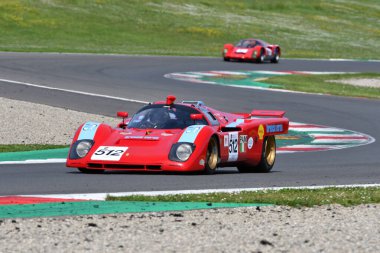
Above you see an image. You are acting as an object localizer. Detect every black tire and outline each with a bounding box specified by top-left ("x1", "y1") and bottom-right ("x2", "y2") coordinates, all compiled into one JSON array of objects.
[
  {"x1": 256, "y1": 48, "x2": 265, "y2": 63},
  {"x1": 237, "y1": 136, "x2": 276, "y2": 173},
  {"x1": 78, "y1": 168, "x2": 105, "y2": 174},
  {"x1": 223, "y1": 57, "x2": 230, "y2": 62},
  {"x1": 271, "y1": 48, "x2": 280, "y2": 63},
  {"x1": 203, "y1": 136, "x2": 219, "y2": 175}
]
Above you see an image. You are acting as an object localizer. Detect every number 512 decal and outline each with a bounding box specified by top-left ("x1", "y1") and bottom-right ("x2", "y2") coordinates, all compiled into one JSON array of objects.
[
  {"x1": 228, "y1": 132, "x2": 238, "y2": 161},
  {"x1": 91, "y1": 146, "x2": 128, "y2": 161}
]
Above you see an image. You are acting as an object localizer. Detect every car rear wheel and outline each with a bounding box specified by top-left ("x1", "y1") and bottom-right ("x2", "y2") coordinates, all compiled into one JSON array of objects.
[
  {"x1": 204, "y1": 136, "x2": 219, "y2": 175},
  {"x1": 237, "y1": 136, "x2": 276, "y2": 173},
  {"x1": 78, "y1": 168, "x2": 105, "y2": 174},
  {"x1": 271, "y1": 48, "x2": 280, "y2": 63}
]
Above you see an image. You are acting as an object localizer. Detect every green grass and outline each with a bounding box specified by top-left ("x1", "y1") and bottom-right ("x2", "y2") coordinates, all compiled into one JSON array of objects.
[
  {"x1": 107, "y1": 187, "x2": 380, "y2": 207},
  {"x1": 0, "y1": 144, "x2": 68, "y2": 153},
  {"x1": 261, "y1": 73, "x2": 380, "y2": 99},
  {"x1": 0, "y1": 0, "x2": 379, "y2": 59}
]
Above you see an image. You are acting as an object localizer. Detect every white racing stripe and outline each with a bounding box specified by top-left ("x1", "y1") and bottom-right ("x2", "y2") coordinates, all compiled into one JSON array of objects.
[
  {"x1": 0, "y1": 78, "x2": 149, "y2": 104},
  {"x1": 18, "y1": 184, "x2": 380, "y2": 201}
]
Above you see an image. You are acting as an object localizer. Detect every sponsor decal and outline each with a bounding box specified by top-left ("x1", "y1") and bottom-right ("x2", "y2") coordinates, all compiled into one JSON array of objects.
[
  {"x1": 199, "y1": 159, "x2": 205, "y2": 166},
  {"x1": 258, "y1": 125, "x2": 265, "y2": 140},
  {"x1": 248, "y1": 137, "x2": 254, "y2": 149},
  {"x1": 266, "y1": 124, "x2": 283, "y2": 133},
  {"x1": 228, "y1": 132, "x2": 238, "y2": 161},
  {"x1": 124, "y1": 136, "x2": 160, "y2": 140},
  {"x1": 161, "y1": 132, "x2": 174, "y2": 136},
  {"x1": 236, "y1": 48, "x2": 248, "y2": 53},
  {"x1": 239, "y1": 135, "x2": 247, "y2": 153},
  {"x1": 119, "y1": 131, "x2": 132, "y2": 135},
  {"x1": 91, "y1": 146, "x2": 128, "y2": 161},
  {"x1": 143, "y1": 136, "x2": 160, "y2": 140},
  {"x1": 224, "y1": 135, "x2": 229, "y2": 147}
]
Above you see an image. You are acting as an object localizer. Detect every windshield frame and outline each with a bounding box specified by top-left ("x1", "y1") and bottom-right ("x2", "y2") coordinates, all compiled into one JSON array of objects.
[{"x1": 127, "y1": 104, "x2": 210, "y2": 130}]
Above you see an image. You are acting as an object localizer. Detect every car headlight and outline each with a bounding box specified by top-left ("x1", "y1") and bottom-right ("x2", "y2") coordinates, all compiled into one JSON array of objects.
[
  {"x1": 169, "y1": 143, "x2": 195, "y2": 162},
  {"x1": 223, "y1": 49, "x2": 228, "y2": 54},
  {"x1": 176, "y1": 144, "x2": 193, "y2": 161},
  {"x1": 76, "y1": 140, "x2": 93, "y2": 158}
]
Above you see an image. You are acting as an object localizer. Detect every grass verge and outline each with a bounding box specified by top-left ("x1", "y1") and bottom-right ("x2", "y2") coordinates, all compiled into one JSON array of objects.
[
  {"x1": 0, "y1": 0, "x2": 379, "y2": 59},
  {"x1": 261, "y1": 73, "x2": 380, "y2": 99},
  {"x1": 107, "y1": 187, "x2": 380, "y2": 207},
  {"x1": 0, "y1": 144, "x2": 68, "y2": 153}
]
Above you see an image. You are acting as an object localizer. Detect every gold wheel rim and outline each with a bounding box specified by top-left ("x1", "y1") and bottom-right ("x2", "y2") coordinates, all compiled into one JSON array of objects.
[
  {"x1": 207, "y1": 138, "x2": 218, "y2": 170},
  {"x1": 265, "y1": 136, "x2": 276, "y2": 166}
]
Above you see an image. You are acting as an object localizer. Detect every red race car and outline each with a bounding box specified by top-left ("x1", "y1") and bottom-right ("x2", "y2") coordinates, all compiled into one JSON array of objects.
[
  {"x1": 67, "y1": 96, "x2": 289, "y2": 174},
  {"x1": 223, "y1": 38, "x2": 281, "y2": 63}
]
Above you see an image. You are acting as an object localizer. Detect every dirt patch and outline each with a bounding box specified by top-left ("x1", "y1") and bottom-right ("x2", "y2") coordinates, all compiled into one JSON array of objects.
[{"x1": 328, "y1": 78, "x2": 380, "y2": 88}]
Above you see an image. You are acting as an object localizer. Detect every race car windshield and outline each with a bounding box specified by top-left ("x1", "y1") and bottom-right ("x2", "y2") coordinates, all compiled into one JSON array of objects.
[
  {"x1": 235, "y1": 40, "x2": 257, "y2": 48},
  {"x1": 127, "y1": 104, "x2": 209, "y2": 129}
]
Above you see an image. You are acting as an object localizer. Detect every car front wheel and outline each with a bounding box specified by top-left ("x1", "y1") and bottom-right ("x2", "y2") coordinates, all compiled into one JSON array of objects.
[
  {"x1": 204, "y1": 136, "x2": 219, "y2": 175},
  {"x1": 256, "y1": 48, "x2": 265, "y2": 63}
]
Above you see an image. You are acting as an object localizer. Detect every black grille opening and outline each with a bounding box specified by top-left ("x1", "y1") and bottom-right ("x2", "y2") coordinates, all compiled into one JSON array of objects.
[
  {"x1": 87, "y1": 163, "x2": 162, "y2": 170},
  {"x1": 88, "y1": 163, "x2": 103, "y2": 168},
  {"x1": 104, "y1": 164, "x2": 145, "y2": 169},
  {"x1": 146, "y1": 165, "x2": 162, "y2": 170}
]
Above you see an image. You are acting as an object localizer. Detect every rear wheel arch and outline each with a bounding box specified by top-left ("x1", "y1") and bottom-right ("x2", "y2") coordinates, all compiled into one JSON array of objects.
[
  {"x1": 271, "y1": 47, "x2": 281, "y2": 63},
  {"x1": 237, "y1": 135, "x2": 276, "y2": 173}
]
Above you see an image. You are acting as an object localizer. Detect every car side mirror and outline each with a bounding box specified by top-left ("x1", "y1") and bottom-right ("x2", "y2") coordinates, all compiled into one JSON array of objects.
[
  {"x1": 117, "y1": 112, "x2": 128, "y2": 118},
  {"x1": 117, "y1": 112, "x2": 129, "y2": 129},
  {"x1": 190, "y1": 114, "x2": 204, "y2": 120}
]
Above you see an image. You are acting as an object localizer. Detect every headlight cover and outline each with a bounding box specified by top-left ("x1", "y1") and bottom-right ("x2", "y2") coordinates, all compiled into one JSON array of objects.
[
  {"x1": 69, "y1": 139, "x2": 94, "y2": 159},
  {"x1": 223, "y1": 49, "x2": 228, "y2": 54},
  {"x1": 169, "y1": 142, "x2": 195, "y2": 162}
]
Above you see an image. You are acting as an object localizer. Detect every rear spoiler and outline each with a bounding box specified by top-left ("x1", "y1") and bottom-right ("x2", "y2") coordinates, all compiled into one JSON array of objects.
[{"x1": 251, "y1": 110, "x2": 286, "y2": 118}]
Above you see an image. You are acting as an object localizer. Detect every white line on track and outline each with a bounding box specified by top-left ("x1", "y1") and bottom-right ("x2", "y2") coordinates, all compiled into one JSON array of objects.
[
  {"x1": 1, "y1": 52, "x2": 380, "y2": 62},
  {"x1": 0, "y1": 78, "x2": 149, "y2": 104},
  {"x1": 18, "y1": 184, "x2": 380, "y2": 201},
  {"x1": 0, "y1": 159, "x2": 66, "y2": 165}
]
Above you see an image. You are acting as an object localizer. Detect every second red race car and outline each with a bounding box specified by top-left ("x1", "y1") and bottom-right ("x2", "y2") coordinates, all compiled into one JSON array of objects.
[
  {"x1": 223, "y1": 38, "x2": 281, "y2": 63},
  {"x1": 67, "y1": 96, "x2": 289, "y2": 174}
]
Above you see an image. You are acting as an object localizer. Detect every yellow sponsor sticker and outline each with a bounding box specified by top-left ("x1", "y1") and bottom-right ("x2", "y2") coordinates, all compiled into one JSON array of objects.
[{"x1": 258, "y1": 124, "x2": 265, "y2": 140}]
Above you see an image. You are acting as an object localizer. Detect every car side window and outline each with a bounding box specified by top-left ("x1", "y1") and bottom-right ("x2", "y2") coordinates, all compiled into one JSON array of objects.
[{"x1": 199, "y1": 108, "x2": 219, "y2": 126}]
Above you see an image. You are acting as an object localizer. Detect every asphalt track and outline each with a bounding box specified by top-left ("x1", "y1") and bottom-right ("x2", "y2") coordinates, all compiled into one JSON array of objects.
[{"x1": 0, "y1": 52, "x2": 380, "y2": 195}]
